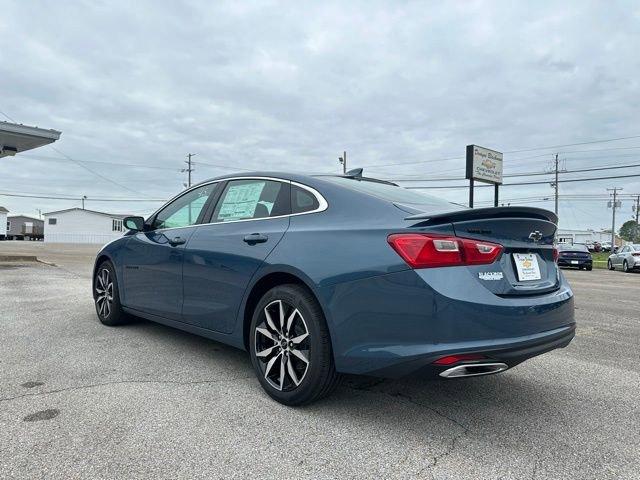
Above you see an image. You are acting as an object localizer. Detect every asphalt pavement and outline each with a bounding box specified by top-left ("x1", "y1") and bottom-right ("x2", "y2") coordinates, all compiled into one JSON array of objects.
[{"x1": 0, "y1": 243, "x2": 638, "y2": 479}]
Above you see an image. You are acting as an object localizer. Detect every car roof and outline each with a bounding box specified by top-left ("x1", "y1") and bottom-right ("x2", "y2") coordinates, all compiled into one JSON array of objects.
[{"x1": 190, "y1": 171, "x2": 395, "y2": 191}]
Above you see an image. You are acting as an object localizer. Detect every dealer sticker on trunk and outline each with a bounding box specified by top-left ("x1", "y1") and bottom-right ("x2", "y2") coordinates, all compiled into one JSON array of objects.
[{"x1": 513, "y1": 253, "x2": 542, "y2": 281}]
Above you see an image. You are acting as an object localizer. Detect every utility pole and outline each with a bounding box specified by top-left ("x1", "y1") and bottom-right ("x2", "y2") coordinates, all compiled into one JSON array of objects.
[
  {"x1": 607, "y1": 187, "x2": 623, "y2": 250},
  {"x1": 185, "y1": 153, "x2": 196, "y2": 188},
  {"x1": 338, "y1": 151, "x2": 347, "y2": 174},
  {"x1": 37, "y1": 208, "x2": 42, "y2": 219},
  {"x1": 554, "y1": 153, "x2": 559, "y2": 217},
  {"x1": 634, "y1": 195, "x2": 640, "y2": 224}
]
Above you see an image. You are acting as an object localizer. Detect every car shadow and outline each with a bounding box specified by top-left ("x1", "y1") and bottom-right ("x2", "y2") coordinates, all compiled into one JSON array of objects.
[{"x1": 117, "y1": 315, "x2": 568, "y2": 438}]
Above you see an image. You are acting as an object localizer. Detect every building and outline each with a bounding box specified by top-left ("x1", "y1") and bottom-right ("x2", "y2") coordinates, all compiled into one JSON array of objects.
[
  {"x1": 556, "y1": 228, "x2": 622, "y2": 246},
  {"x1": 0, "y1": 207, "x2": 8, "y2": 239},
  {"x1": 43, "y1": 208, "x2": 129, "y2": 244},
  {"x1": 0, "y1": 121, "x2": 61, "y2": 158},
  {"x1": 6, "y1": 215, "x2": 44, "y2": 240}
]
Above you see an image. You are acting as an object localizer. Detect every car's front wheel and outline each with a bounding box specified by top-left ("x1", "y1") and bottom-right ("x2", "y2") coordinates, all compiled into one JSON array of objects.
[
  {"x1": 94, "y1": 260, "x2": 129, "y2": 326},
  {"x1": 608, "y1": 260, "x2": 615, "y2": 270},
  {"x1": 249, "y1": 284, "x2": 340, "y2": 406},
  {"x1": 623, "y1": 260, "x2": 630, "y2": 273}
]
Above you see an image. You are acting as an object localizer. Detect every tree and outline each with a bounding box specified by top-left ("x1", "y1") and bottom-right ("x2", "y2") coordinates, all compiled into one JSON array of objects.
[{"x1": 619, "y1": 220, "x2": 640, "y2": 242}]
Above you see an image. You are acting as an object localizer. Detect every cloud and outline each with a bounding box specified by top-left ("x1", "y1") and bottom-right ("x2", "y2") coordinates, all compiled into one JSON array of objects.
[{"x1": 1, "y1": 0, "x2": 639, "y2": 229}]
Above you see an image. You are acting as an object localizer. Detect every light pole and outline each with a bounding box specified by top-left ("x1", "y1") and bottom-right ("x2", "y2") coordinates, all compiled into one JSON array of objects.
[{"x1": 338, "y1": 151, "x2": 347, "y2": 174}]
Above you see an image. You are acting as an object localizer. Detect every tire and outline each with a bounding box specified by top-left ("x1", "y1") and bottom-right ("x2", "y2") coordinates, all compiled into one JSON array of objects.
[
  {"x1": 586, "y1": 266, "x2": 592, "y2": 271},
  {"x1": 578, "y1": 266, "x2": 584, "y2": 270},
  {"x1": 623, "y1": 260, "x2": 630, "y2": 273},
  {"x1": 249, "y1": 284, "x2": 340, "y2": 406},
  {"x1": 93, "y1": 260, "x2": 129, "y2": 326},
  {"x1": 608, "y1": 260, "x2": 615, "y2": 270}
]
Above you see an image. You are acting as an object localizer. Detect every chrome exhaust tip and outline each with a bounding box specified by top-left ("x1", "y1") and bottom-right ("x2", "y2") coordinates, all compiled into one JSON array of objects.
[{"x1": 439, "y1": 362, "x2": 508, "y2": 379}]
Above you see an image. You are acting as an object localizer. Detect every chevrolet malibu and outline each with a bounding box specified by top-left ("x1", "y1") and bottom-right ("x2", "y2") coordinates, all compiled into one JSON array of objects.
[{"x1": 93, "y1": 171, "x2": 575, "y2": 405}]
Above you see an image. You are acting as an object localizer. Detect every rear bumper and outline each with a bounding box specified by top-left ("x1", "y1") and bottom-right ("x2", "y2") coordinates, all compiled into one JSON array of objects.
[
  {"x1": 558, "y1": 258, "x2": 592, "y2": 267},
  {"x1": 366, "y1": 323, "x2": 575, "y2": 378},
  {"x1": 318, "y1": 268, "x2": 575, "y2": 378}
]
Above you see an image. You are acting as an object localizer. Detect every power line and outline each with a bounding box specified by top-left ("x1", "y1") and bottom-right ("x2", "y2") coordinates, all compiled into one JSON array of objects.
[
  {"x1": 195, "y1": 160, "x2": 254, "y2": 171},
  {"x1": 19, "y1": 154, "x2": 181, "y2": 171},
  {"x1": 19, "y1": 153, "x2": 249, "y2": 172},
  {"x1": 473, "y1": 193, "x2": 640, "y2": 205},
  {"x1": 502, "y1": 135, "x2": 640, "y2": 154},
  {"x1": 3, "y1": 108, "x2": 145, "y2": 195},
  {"x1": 0, "y1": 191, "x2": 166, "y2": 202},
  {"x1": 0, "y1": 191, "x2": 167, "y2": 202},
  {"x1": 0, "y1": 110, "x2": 17, "y2": 122},
  {"x1": 405, "y1": 172, "x2": 640, "y2": 189},
  {"x1": 49, "y1": 146, "x2": 145, "y2": 196},
  {"x1": 385, "y1": 149, "x2": 640, "y2": 178},
  {"x1": 390, "y1": 162, "x2": 640, "y2": 182},
  {"x1": 359, "y1": 135, "x2": 640, "y2": 169}
]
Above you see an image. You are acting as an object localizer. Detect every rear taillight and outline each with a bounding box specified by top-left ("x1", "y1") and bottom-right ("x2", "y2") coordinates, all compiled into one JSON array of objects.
[
  {"x1": 553, "y1": 247, "x2": 559, "y2": 262},
  {"x1": 432, "y1": 353, "x2": 487, "y2": 366},
  {"x1": 633, "y1": 253, "x2": 640, "y2": 257},
  {"x1": 387, "y1": 234, "x2": 502, "y2": 268}
]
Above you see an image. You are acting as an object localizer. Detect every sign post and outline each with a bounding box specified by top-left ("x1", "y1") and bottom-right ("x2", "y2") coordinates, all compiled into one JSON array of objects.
[{"x1": 465, "y1": 145, "x2": 503, "y2": 208}]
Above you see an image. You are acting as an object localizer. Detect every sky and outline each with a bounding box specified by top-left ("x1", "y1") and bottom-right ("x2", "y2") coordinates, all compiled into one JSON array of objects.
[{"x1": 1, "y1": 0, "x2": 640, "y2": 230}]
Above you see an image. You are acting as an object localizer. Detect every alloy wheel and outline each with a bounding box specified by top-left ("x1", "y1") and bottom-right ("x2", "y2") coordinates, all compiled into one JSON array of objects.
[
  {"x1": 254, "y1": 299, "x2": 311, "y2": 391},
  {"x1": 95, "y1": 268, "x2": 114, "y2": 318}
]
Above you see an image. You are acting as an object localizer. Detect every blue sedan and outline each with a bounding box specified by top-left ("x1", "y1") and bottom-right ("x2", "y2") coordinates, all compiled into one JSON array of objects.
[{"x1": 93, "y1": 171, "x2": 575, "y2": 405}]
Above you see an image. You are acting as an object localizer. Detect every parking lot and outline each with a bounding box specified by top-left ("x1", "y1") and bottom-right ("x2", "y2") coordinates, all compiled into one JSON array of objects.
[{"x1": 1, "y1": 243, "x2": 639, "y2": 479}]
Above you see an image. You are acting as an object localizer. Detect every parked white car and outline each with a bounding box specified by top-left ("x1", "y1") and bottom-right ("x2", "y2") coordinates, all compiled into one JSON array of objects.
[{"x1": 608, "y1": 244, "x2": 640, "y2": 272}]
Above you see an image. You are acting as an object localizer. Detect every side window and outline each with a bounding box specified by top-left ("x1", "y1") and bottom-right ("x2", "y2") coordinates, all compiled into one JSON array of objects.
[
  {"x1": 291, "y1": 185, "x2": 320, "y2": 214},
  {"x1": 48, "y1": 218, "x2": 57, "y2": 225},
  {"x1": 153, "y1": 183, "x2": 216, "y2": 230},
  {"x1": 212, "y1": 179, "x2": 290, "y2": 222}
]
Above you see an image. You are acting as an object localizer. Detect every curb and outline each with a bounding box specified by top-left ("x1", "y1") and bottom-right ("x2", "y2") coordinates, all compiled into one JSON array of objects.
[{"x1": 0, "y1": 255, "x2": 39, "y2": 262}]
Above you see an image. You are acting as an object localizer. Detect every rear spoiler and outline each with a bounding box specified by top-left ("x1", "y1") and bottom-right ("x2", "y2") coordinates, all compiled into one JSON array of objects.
[{"x1": 405, "y1": 206, "x2": 558, "y2": 225}]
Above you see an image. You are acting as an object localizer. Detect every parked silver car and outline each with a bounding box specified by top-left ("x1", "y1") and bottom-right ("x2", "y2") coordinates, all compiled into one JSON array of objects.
[{"x1": 608, "y1": 244, "x2": 640, "y2": 272}]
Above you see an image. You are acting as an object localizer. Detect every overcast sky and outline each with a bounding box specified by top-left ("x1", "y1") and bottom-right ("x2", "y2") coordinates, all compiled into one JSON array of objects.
[{"x1": 1, "y1": 0, "x2": 640, "y2": 230}]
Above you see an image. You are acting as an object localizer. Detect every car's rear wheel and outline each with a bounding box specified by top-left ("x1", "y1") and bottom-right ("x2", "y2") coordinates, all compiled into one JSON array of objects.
[
  {"x1": 249, "y1": 284, "x2": 340, "y2": 406},
  {"x1": 623, "y1": 260, "x2": 630, "y2": 273},
  {"x1": 608, "y1": 260, "x2": 614, "y2": 270},
  {"x1": 94, "y1": 260, "x2": 129, "y2": 326},
  {"x1": 586, "y1": 266, "x2": 592, "y2": 271}
]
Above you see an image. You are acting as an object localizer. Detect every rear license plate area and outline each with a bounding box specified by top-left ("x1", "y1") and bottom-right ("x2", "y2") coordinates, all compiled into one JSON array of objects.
[{"x1": 513, "y1": 253, "x2": 541, "y2": 281}]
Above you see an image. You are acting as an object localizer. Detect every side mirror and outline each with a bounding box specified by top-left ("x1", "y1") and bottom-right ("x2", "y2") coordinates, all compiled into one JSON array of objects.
[{"x1": 123, "y1": 216, "x2": 145, "y2": 232}]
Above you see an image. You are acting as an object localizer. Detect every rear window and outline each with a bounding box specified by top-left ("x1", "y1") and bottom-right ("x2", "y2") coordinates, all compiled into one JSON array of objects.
[
  {"x1": 291, "y1": 185, "x2": 320, "y2": 214},
  {"x1": 322, "y1": 177, "x2": 464, "y2": 211},
  {"x1": 558, "y1": 243, "x2": 589, "y2": 252}
]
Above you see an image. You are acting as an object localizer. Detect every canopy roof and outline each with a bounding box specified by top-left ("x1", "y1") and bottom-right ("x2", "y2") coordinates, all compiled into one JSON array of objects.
[{"x1": 0, "y1": 121, "x2": 61, "y2": 158}]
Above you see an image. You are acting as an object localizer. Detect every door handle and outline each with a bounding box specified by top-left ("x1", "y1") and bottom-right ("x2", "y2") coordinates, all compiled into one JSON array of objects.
[
  {"x1": 243, "y1": 233, "x2": 268, "y2": 245},
  {"x1": 169, "y1": 236, "x2": 187, "y2": 246}
]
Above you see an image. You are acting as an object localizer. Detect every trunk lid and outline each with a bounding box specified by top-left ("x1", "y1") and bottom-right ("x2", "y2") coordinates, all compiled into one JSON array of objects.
[{"x1": 406, "y1": 207, "x2": 559, "y2": 296}]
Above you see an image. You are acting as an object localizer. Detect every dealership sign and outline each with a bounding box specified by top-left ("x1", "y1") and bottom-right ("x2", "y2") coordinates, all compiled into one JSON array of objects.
[{"x1": 465, "y1": 145, "x2": 503, "y2": 185}]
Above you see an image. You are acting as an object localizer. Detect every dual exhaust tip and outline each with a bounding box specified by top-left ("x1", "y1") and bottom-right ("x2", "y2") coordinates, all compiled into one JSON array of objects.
[{"x1": 439, "y1": 362, "x2": 508, "y2": 378}]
